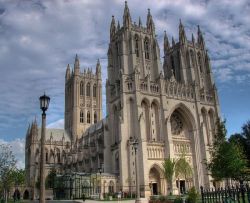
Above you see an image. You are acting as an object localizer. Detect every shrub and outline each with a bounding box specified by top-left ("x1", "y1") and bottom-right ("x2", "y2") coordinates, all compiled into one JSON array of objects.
[
  {"x1": 173, "y1": 196, "x2": 182, "y2": 203},
  {"x1": 187, "y1": 187, "x2": 199, "y2": 203}
]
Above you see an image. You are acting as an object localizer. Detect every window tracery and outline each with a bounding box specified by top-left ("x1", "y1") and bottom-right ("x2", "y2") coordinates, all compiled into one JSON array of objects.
[{"x1": 170, "y1": 113, "x2": 183, "y2": 135}]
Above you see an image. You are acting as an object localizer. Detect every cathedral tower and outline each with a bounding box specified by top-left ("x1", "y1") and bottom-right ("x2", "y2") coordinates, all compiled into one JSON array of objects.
[
  {"x1": 106, "y1": 2, "x2": 220, "y2": 197},
  {"x1": 65, "y1": 55, "x2": 102, "y2": 141}
]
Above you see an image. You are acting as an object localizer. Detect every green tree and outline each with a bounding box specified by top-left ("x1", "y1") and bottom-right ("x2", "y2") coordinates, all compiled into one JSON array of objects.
[
  {"x1": 175, "y1": 155, "x2": 193, "y2": 195},
  {"x1": 46, "y1": 168, "x2": 57, "y2": 189},
  {"x1": 162, "y1": 157, "x2": 176, "y2": 195},
  {"x1": 208, "y1": 119, "x2": 248, "y2": 182},
  {"x1": 0, "y1": 144, "x2": 16, "y2": 203}
]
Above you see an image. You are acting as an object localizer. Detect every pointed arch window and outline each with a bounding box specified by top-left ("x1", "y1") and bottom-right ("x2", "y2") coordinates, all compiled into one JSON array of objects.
[
  {"x1": 57, "y1": 151, "x2": 60, "y2": 163},
  {"x1": 46, "y1": 151, "x2": 48, "y2": 163},
  {"x1": 171, "y1": 55, "x2": 175, "y2": 77},
  {"x1": 80, "y1": 111, "x2": 84, "y2": 123},
  {"x1": 86, "y1": 83, "x2": 91, "y2": 97},
  {"x1": 135, "y1": 35, "x2": 139, "y2": 57},
  {"x1": 87, "y1": 111, "x2": 91, "y2": 123},
  {"x1": 94, "y1": 112, "x2": 97, "y2": 123},
  {"x1": 93, "y1": 84, "x2": 97, "y2": 98},
  {"x1": 80, "y1": 81, "x2": 84, "y2": 96},
  {"x1": 198, "y1": 52, "x2": 203, "y2": 73},
  {"x1": 144, "y1": 38, "x2": 150, "y2": 60}
]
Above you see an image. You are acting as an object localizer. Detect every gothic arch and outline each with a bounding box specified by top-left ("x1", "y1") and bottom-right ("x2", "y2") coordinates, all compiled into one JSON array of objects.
[
  {"x1": 167, "y1": 103, "x2": 196, "y2": 131},
  {"x1": 134, "y1": 34, "x2": 140, "y2": 57},
  {"x1": 141, "y1": 99, "x2": 150, "y2": 141},
  {"x1": 151, "y1": 101, "x2": 160, "y2": 141},
  {"x1": 148, "y1": 164, "x2": 165, "y2": 195}
]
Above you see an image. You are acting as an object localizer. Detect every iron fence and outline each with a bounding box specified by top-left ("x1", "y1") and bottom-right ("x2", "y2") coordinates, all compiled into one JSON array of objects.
[{"x1": 200, "y1": 184, "x2": 250, "y2": 203}]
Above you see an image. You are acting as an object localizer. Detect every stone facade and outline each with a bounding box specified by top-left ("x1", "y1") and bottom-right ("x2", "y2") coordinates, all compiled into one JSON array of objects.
[{"x1": 25, "y1": 2, "x2": 220, "y2": 199}]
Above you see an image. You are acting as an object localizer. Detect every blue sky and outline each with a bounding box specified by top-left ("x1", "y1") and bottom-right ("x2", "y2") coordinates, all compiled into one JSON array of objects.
[{"x1": 0, "y1": 0, "x2": 249, "y2": 168}]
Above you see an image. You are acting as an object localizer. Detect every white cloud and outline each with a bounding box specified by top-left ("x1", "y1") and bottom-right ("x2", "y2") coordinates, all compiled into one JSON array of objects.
[
  {"x1": 0, "y1": 0, "x2": 249, "y2": 141},
  {"x1": 47, "y1": 118, "x2": 64, "y2": 129},
  {"x1": 0, "y1": 138, "x2": 25, "y2": 169}
]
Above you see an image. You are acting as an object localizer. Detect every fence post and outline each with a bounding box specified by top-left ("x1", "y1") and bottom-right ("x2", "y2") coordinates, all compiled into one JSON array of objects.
[
  {"x1": 201, "y1": 186, "x2": 205, "y2": 203},
  {"x1": 246, "y1": 184, "x2": 250, "y2": 203},
  {"x1": 236, "y1": 185, "x2": 240, "y2": 203},
  {"x1": 240, "y1": 183, "x2": 246, "y2": 203}
]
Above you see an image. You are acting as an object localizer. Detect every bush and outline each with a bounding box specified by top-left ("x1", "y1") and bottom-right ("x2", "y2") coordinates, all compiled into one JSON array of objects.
[
  {"x1": 173, "y1": 196, "x2": 182, "y2": 203},
  {"x1": 187, "y1": 187, "x2": 199, "y2": 203}
]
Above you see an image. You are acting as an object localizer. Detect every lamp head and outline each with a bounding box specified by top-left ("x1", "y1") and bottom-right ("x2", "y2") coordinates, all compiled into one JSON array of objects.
[{"x1": 39, "y1": 93, "x2": 50, "y2": 113}]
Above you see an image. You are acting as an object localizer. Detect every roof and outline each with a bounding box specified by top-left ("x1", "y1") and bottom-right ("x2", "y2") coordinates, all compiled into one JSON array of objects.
[{"x1": 37, "y1": 128, "x2": 71, "y2": 142}]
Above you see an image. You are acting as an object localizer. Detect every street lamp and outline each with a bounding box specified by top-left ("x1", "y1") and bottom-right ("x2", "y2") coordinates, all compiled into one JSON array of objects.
[
  {"x1": 98, "y1": 166, "x2": 103, "y2": 199},
  {"x1": 129, "y1": 137, "x2": 139, "y2": 201},
  {"x1": 39, "y1": 93, "x2": 50, "y2": 203}
]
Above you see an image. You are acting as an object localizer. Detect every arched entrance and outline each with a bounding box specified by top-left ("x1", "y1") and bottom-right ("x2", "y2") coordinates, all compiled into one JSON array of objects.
[
  {"x1": 149, "y1": 166, "x2": 164, "y2": 195},
  {"x1": 23, "y1": 190, "x2": 29, "y2": 200},
  {"x1": 168, "y1": 104, "x2": 196, "y2": 193}
]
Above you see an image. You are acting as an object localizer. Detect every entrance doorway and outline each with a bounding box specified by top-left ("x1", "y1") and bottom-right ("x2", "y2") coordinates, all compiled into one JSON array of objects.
[
  {"x1": 152, "y1": 183, "x2": 158, "y2": 195},
  {"x1": 180, "y1": 180, "x2": 185, "y2": 194}
]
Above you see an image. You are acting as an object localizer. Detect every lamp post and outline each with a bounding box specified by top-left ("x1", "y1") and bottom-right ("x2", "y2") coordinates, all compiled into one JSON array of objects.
[
  {"x1": 98, "y1": 166, "x2": 103, "y2": 199},
  {"x1": 129, "y1": 137, "x2": 139, "y2": 201},
  {"x1": 39, "y1": 93, "x2": 50, "y2": 203}
]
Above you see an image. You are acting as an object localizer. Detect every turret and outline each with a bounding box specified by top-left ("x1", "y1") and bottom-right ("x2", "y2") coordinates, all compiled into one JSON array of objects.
[
  {"x1": 74, "y1": 54, "x2": 80, "y2": 75},
  {"x1": 146, "y1": 9, "x2": 155, "y2": 35},
  {"x1": 179, "y1": 19, "x2": 187, "y2": 45},
  {"x1": 110, "y1": 16, "x2": 116, "y2": 40},
  {"x1": 123, "y1": 1, "x2": 132, "y2": 29},
  {"x1": 96, "y1": 59, "x2": 101, "y2": 78},
  {"x1": 164, "y1": 31, "x2": 169, "y2": 55},
  {"x1": 66, "y1": 64, "x2": 71, "y2": 80},
  {"x1": 192, "y1": 33, "x2": 195, "y2": 44},
  {"x1": 138, "y1": 17, "x2": 142, "y2": 27},
  {"x1": 172, "y1": 37, "x2": 175, "y2": 46},
  {"x1": 197, "y1": 25, "x2": 205, "y2": 49}
]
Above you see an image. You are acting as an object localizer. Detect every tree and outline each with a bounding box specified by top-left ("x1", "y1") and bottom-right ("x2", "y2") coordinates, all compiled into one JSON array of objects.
[
  {"x1": 162, "y1": 157, "x2": 176, "y2": 195},
  {"x1": 175, "y1": 155, "x2": 193, "y2": 195},
  {"x1": 207, "y1": 119, "x2": 248, "y2": 182},
  {"x1": 46, "y1": 168, "x2": 57, "y2": 189},
  {"x1": 0, "y1": 144, "x2": 16, "y2": 203}
]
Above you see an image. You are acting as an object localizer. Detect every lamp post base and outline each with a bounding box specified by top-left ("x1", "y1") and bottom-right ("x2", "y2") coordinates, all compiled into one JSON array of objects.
[{"x1": 135, "y1": 197, "x2": 149, "y2": 203}]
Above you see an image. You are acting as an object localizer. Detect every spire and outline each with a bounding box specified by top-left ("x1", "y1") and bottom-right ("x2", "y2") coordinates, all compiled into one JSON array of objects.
[
  {"x1": 26, "y1": 123, "x2": 31, "y2": 137},
  {"x1": 146, "y1": 8, "x2": 155, "y2": 34},
  {"x1": 96, "y1": 58, "x2": 101, "y2": 77},
  {"x1": 110, "y1": 15, "x2": 116, "y2": 40},
  {"x1": 139, "y1": 17, "x2": 142, "y2": 27},
  {"x1": 172, "y1": 37, "x2": 175, "y2": 46},
  {"x1": 117, "y1": 20, "x2": 120, "y2": 30},
  {"x1": 123, "y1": 1, "x2": 132, "y2": 29},
  {"x1": 192, "y1": 33, "x2": 195, "y2": 44},
  {"x1": 179, "y1": 19, "x2": 187, "y2": 45},
  {"x1": 74, "y1": 54, "x2": 80, "y2": 75},
  {"x1": 164, "y1": 31, "x2": 169, "y2": 54},
  {"x1": 66, "y1": 64, "x2": 71, "y2": 80},
  {"x1": 197, "y1": 25, "x2": 205, "y2": 49}
]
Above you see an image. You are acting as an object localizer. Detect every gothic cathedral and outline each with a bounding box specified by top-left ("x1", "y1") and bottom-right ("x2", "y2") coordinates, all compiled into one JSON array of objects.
[{"x1": 25, "y1": 2, "x2": 220, "y2": 199}]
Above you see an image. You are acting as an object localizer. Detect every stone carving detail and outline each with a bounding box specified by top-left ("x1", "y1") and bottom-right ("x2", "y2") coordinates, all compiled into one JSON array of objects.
[{"x1": 171, "y1": 113, "x2": 183, "y2": 135}]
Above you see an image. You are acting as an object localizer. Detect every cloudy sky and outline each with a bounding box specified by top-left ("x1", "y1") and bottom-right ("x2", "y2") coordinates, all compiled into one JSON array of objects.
[{"x1": 0, "y1": 0, "x2": 249, "y2": 168}]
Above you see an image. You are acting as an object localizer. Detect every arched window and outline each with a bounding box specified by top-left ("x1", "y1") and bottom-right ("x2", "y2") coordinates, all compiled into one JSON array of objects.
[
  {"x1": 45, "y1": 151, "x2": 48, "y2": 163},
  {"x1": 144, "y1": 38, "x2": 150, "y2": 60},
  {"x1": 135, "y1": 35, "x2": 139, "y2": 57},
  {"x1": 171, "y1": 55, "x2": 175, "y2": 76},
  {"x1": 80, "y1": 111, "x2": 84, "y2": 123},
  {"x1": 86, "y1": 83, "x2": 90, "y2": 96},
  {"x1": 56, "y1": 151, "x2": 60, "y2": 163},
  {"x1": 94, "y1": 112, "x2": 97, "y2": 123},
  {"x1": 80, "y1": 81, "x2": 84, "y2": 96},
  {"x1": 93, "y1": 84, "x2": 97, "y2": 98},
  {"x1": 87, "y1": 111, "x2": 91, "y2": 123},
  {"x1": 198, "y1": 52, "x2": 203, "y2": 73}
]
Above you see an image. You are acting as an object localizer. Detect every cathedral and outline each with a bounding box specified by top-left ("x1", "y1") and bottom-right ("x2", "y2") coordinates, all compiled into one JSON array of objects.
[{"x1": 25, "y1": 2, "x2": 220, "y2": 199}]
